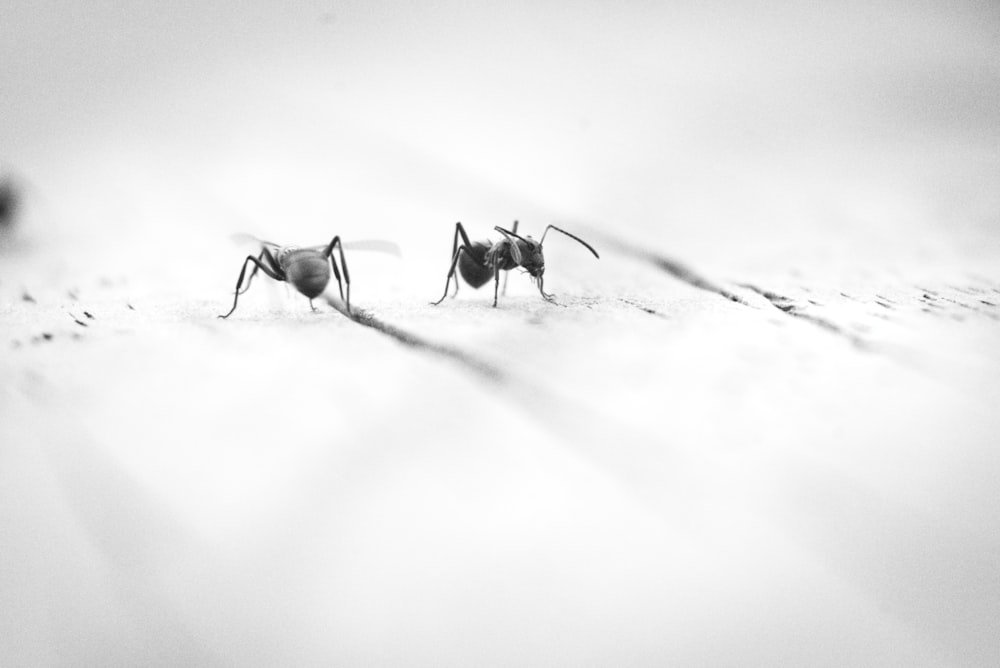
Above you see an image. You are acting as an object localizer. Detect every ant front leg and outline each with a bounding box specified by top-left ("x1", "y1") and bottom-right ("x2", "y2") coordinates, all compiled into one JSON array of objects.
[
  {"x1": 324, "y1": 235, "x2": 351, "y2": 313},
  {"x1": 219, "y1": 254, "x2": 285, "y2": 319},
  {"x1": 537, "y1": 275, "x2": 557, "y2": 303}
]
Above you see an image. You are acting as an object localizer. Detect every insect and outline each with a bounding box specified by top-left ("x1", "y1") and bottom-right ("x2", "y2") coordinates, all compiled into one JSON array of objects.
[
  {"x1": 219, "y1": 235, "x2": 351, "y2": 318},
  {"x1": 431, "y1": 221, "x2": 599, "y2": 307}
]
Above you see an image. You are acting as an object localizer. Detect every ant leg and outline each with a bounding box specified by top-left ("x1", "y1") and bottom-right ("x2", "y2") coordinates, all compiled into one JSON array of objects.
[
  {"x1": 238, "y1": 252, "x2": 262, "y2": 294},
  {"x1": 323, "y1": 237, "x2": 344, "y2": 304},
  {"x1": 324, "y1": 236, "x2": 351, "y2": 313},
  {"x1": 493, "y1": 266, "x2": 502, "y2": 307},
  {"x1": 451, "y1": 222, "x2": 475, "y2": 298},
  {"x1": 500, "y1": 221, "x2": 516, "y2": 297},
  {"x1": 219, "y1": 255, "x2": 285, "y2": 319},
  {"x1": 537, "y1": 275, "x2": 557, "y2": 303},
  {"x1": 453, "y1": 222, "x2": 474, "y2": 252},
  {"x1": 239, "y1": 248, "x2": 282, "y2": 294},
  {"x1": 432, "y1": 245, "x2": 472, "y2": 305},
  {"x1": 432, "y1": 223, "x2": 475, "y2": 305},
  {"x1": 329, "y1": 255, "x2": 344, "y2": 302},
  {"x1": 493, "y1": 226, "x2": 524, "y2": 265}
]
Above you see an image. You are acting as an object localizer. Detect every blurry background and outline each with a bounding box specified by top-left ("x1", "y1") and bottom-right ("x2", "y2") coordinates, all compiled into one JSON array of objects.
[
  {"x1": 3, "y1": 0, "x2": 998, "y2": 274},
  {"x1": 2, "y1": 1, "x2": 1000, "y2": 666}
]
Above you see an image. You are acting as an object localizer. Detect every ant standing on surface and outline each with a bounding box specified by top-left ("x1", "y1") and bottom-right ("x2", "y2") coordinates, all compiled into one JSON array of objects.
[
  {"x1": 219, "y1": 236, "x2": 351, "y2": 318},
  {"x1": 431, "y1": 221, "x2": 600, "y2": 307}
]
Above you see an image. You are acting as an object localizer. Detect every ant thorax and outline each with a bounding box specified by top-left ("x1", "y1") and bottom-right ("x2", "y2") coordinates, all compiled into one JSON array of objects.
[
  {"x1": 486, "y1": 238, "x2": 519, "y2": 272},
  {"x1": 276, "y1": 246, "x2": 301, "y2": 266}
]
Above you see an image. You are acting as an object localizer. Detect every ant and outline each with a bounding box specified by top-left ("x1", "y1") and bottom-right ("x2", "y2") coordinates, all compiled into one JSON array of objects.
[
  {"x1": 219, "y1": 235, "x2": 351, "y2": 318},
  {"x1": 431, "y1": 220, "x2": 599, "y2": 307}
]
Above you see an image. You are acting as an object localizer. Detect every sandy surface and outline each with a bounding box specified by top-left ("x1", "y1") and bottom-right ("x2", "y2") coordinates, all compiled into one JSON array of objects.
[{"x1": 3, "y1": 2, "x2": 1000, "y2": 666}]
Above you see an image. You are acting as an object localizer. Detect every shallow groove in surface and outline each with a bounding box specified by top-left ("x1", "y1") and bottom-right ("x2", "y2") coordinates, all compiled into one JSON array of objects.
[
  {"x1": 596, "y1": 231, "x2": 880, "y2": 349},
  {"x1": 326, "y1": 297, "x2": 506, "y2": 384},
  {"x1": 618, "y1": 297, "x2": 669, "y2": 318},
  {"x1": 739, "y1": 283, "x2": 872, "y2": 350},
  {"x1": 327, "y1": 298, "x2": 707, "y2": 518},
  {"x1": 598, "y1": 234, "x2": 746, "y2": 304}
]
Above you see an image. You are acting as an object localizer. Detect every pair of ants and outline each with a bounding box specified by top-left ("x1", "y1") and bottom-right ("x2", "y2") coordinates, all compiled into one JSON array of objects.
[{"x1": 219, "y1": 221, "x2": 599, "y2": 319}]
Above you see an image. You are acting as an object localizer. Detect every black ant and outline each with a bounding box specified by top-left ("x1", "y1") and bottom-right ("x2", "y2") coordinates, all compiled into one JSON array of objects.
[
  {"x1": 219, "y1": 236, "x2": 351, "y2": 318},
  {"x1": 431, "y1": 221, "x2": 599, "y2": 307}
]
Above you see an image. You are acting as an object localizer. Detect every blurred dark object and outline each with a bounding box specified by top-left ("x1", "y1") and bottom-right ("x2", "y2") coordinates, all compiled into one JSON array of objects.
[{"x1": 0, "y1": 175, "x2": 19, "y2": 231}]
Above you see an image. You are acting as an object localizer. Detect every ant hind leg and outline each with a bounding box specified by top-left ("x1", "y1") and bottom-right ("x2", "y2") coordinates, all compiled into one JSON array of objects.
[
  {"x1": 448, "y1": 223, "x2": 474, "y2": 298},
  {"x1": 432, "y1": 245, "x2": 471, "y2": 305},
  {"x1": 324, "y1": 236, "x2": 352, "y2": 313}
]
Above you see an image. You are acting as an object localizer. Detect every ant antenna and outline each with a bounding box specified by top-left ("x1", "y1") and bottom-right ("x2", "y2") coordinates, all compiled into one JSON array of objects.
[
  {"x1": 494, "y1": 225, "x2": 529, "y2": 243},
  {"x1": 539, "y1": 225, "x2": 600, "y2": 258}
]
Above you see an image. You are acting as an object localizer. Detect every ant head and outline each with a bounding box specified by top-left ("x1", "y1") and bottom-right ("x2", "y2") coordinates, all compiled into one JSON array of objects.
[
  {"x1": 517, "y1": 236, "x2": 545, "y2": 277},
  {"x1": 495, "y1": 225, "x2": 546, "y2": 276}
]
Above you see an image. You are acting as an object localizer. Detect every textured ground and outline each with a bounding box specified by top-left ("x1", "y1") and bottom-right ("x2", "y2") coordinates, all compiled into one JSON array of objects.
[
  {"x1": 3, "y1": 225, "x2": 1000, "y2": 666},
  {"x1": 3, "y1": 2, "x2": 1000, "y2": 666}
]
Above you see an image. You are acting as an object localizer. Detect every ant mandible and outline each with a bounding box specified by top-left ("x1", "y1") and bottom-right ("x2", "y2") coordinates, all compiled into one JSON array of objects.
[
  {"x1": 219, "y1": 235, "x2": 350, "y2": 318},
  {"x1": 431, "y1": 220, "x2": 599, "y2": 307}
]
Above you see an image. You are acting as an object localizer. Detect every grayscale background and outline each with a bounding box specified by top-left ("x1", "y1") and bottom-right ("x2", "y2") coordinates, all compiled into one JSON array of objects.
[{"x1": 2, "y1": 1, "x2": 999, "y2": 666}]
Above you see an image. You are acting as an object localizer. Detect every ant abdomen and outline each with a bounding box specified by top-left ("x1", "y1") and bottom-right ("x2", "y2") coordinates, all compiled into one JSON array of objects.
[
  {"x1": 285, "y1": 255, "x2": 330, "y2": 299},
  {"x1": 458, "y1": 243, "x2": 493, "y2": 288}
]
